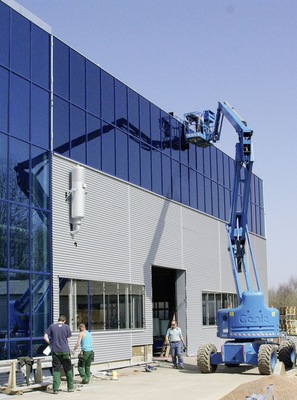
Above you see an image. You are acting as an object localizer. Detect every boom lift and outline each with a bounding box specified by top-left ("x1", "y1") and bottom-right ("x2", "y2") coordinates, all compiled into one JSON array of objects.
[{"x1": 184, "y1": 101, "x2": 296, "y2": 374}]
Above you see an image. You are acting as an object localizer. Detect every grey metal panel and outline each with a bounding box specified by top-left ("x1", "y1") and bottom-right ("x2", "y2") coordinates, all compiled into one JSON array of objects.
[{"x1": 52, "y1": 154, "x2": 268, "y2": 358}]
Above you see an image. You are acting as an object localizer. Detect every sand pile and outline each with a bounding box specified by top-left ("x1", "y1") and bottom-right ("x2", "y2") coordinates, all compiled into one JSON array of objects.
[{"x1": 219, "y1": 374, "x2": 297, "y2": 400}]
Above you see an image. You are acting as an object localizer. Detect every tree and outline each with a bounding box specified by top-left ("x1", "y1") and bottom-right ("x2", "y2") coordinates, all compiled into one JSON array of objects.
[{"x1": 269, "y1": 277, "x2": 297, "y2": 309}]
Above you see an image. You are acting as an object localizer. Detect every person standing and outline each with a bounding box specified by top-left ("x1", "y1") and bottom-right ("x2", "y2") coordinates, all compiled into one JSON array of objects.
[
  {"x1": 165, "y1": 320, "x2": 186, "y2": 369},
  {"x1": 44, "y1": 315, "x2": 74, "y2": 394},
  {"x1": 72, "y1": 323, "x2": 93, "y2": 384}
]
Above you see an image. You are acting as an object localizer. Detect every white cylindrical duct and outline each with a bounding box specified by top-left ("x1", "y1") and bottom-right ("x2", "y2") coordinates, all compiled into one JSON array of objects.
[{"x1": 71, "y1": 165, "x2": 86, "y2": 220}]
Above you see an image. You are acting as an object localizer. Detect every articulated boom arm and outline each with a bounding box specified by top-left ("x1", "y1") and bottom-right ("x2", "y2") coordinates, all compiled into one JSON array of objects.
[{"x1": 185, "y1": 101, "x2": 260, "y2": 300}]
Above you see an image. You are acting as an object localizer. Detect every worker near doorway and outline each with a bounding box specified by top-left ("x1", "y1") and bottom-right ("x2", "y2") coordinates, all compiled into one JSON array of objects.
[
  {"x1": 72, "y1": 323, "x2": 94, "y2": 384},
  {"x1": 165, "y1": 320, "x2": 186, "y2": 369}
]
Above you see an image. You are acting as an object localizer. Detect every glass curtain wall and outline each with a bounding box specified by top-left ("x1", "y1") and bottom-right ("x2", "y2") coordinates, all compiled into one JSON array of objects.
[
  {"x1": 0, "y1": 2, "x2": 51, "y2": 359},
  {"x1": 52, "y1": 38, "x2": 265, "y2": 238}
]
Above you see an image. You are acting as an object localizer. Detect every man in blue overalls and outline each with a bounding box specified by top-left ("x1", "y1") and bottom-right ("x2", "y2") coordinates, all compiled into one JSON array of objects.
[{"x1": 165, "y1": 320, "x2": 186, "y2": 369}]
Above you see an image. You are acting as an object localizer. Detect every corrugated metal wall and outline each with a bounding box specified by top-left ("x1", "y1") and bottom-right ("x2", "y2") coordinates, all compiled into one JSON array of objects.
[{"x1": 52, "y1": 154, "x2": 268, "y2": 361}]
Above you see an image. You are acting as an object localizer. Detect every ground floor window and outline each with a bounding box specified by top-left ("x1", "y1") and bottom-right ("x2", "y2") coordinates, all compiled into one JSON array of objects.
[
  {"x1": 202, "y1": 292, "x2": 238, "y2": 326},
  {"x1": 59, "y1": 278, "x2": 145, "y2": 331}
]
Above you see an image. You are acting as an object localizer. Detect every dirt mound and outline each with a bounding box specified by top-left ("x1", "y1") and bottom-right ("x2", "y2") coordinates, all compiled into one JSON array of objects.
[{"x1": 219, "y1": 374, "x2": 297, "y2": 400}]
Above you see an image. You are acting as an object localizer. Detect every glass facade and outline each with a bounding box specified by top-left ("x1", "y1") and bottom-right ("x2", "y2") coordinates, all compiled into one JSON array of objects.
[
  {"x1": 0, "y1": 1, "x2": 265, "y2": 359},
  {"x1": 0, "y1": 2, "x2": 51, "y2": 359}
]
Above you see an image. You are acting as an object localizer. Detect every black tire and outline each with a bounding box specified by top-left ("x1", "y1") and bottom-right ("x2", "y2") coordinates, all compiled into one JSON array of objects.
[
  {"x1": 258, "y1": 344, "x2": 277, "y2": 375},
  {"x1": 197, "y1": 343, "x2": 218, "y2": 373},
  {"x1": 278, "y1": 339, "x2": 296, "y2": 369}
]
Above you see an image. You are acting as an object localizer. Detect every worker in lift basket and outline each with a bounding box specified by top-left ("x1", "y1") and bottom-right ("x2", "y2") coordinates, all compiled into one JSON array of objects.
[{"x1": 165, "y1": 320, "x2": 186, "y2": 369}]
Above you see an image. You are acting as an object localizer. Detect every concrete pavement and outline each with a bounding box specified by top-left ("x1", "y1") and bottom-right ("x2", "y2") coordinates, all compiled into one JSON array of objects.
[{"x1": 0, "y1": 356, "x2": 272, "y2": 400}]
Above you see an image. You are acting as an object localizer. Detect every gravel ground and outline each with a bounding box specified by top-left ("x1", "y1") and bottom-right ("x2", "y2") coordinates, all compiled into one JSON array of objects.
[{"x1": 219, "y1": 373, "x2": 297, "y2": 400}]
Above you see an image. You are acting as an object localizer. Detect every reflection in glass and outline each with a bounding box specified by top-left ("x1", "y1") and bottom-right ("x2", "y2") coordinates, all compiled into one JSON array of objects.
[
  {"x1": 0, "y1": 201, "x2": 7, "y2": 269},
  {"x1": 101, "y1": 70, "x2": 114, "y2": 123},
  {"x1": 10, "y1": 74, "x2": 30, "y2": 141},
  {"x1": 87, "y1": 114, "x2": 101, "y2": 170},
  {"x1": 31, "y1": 147, "x2": 50, "y2": 211},
  {"x1": 32, "y1": 274, "x2": 51, "y2": 336},
  {"x1": 9, "y1": 138, "x2": 29, "y2": 205},
  {"x1": 116, "y1": 129, "x2": 128, "y2": 181},
  {"x1": 32, "y1": 209, "x2": 50, "y2": 272},
  {"x1": 10, "y1": 204, "x2": 29, "y2": 271},
  {"x1": 9, "y1": 272, "x2": 30, "y2": 338}
]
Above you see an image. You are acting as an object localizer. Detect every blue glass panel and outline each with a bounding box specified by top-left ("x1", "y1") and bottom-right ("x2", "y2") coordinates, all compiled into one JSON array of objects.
[
  {"x1": 53, "y1": 96, "x2": 70, "y2": 156},
  {"x1": 260, "y1": 207, "x2": 265, "y2": 237},
  {"x1": 53, "y1": 39, "x2": 69, "y2": 99},
  {"x1": 31, "y1": 146, "x2": 50, "y2": 210},
  {"x1": 31, "y1": 85, "x2": 50, "y2": 149},
  {"x1": 9, "y1": 272, "x2": 30, "y2": 338},
  {"x1": 162, "y1": 155, "x2": 171, "y2": 198},
  {"x1": 0, "y1": 272, "x2": 7, "y2": 350},
  {"x1": 0, "y1": 134, "x2": 8, "y2": 200},
  {"x1": 70, "y1": 105, "x2": 86, "y2": 164},
  {"x1": 102, "y1": 123, "x2": 115, "y2": 176},
  {"x1": 160, "y1": 110, "x2": 170, "y2": 157},
  {"x1": 116, "y1": 129, "x2": 128, "y2": 181},
  {"x1": 128, "y1": 89, "x2": 139, "y2": 133},
  {"x1": 258, "y1": 178, "x2": 264, "y2": 208},
  {"x1": 197, "y1": 147, "x2": 204, "y2": 174},
  {"x1": 223, "y1": 154, "x2": 231, "y2": 189},
  {"x1": 86, "y1": 61, "x2": 100, "y2": 117},
  {"x1": 217, "y1": 151, "x2": 224, "y2": 185},
  {"x1": 0, "y1": 2, "x2": 9, "y2": 67},
  {"x1": 87, "y1": 114, "x2": 101, "y2": 170},
  {"x1": 32, "y1": 274, "x2": 51, "y2": 336},
  {"x1": 0, "y1": 67, "x2": 8, "y2": 134},
  {"x1": 11, "y1": 11, "x2": 30, "y2": 78},
  {"x1": 129, "y1": 136, "x2": 140, "y2": 185},
  {"x1": 70, "y1": 50, "x2": 86, "y2": 108},
  {"x1": 152, "y1": 150, "x2": 162, "y2": 195},
  {"x1": 172, "y1": 160, "x2": 182, "y2": 203},
  {"x1": 31, "y1": 25, "x2": 50, "y2": 89},
  {"x1": 188, "y1": 144, "x2": 196, "y2": 170},
  {"x1": 197, "y1": 173, "x2": 205, "y2": 212},
  {"x1": 101, "y1": 70, "x2": 114, "y2": 123},
  {"x1": 218, "y1": 185, "x2": 225, "y2": 220},
  {"x1": 189, "y1": 169, "x2": 197, "y2": 209},
  {"x1": 181, "y1": 165, "x2": 189, "y2": 206},
  {"x1": 210, "y1": 147, "x2": 217, "y2": 181},
  {"x1": 9, "y1": 138, "x2": 29, "y2": 205},
  {"x1": 32, "y1": 209, "x2": 50, "y2": 272},
  {"x1": 205, "y1": 178, "x2": 212, "y2": 215},
  {"x1": 141, "y1": 145, "x2": 151, "y2": 191},
  {"x1": 115, "y1": 80, "x2": 127, "y2": 128},
  {"x1": 139, "y1": 96, "x2": 150, "y2": 144},
  {"x1": 211, "y1": 182, "x2": 219, "y2": 218},
  {"x1": 0, "y1": 201, "x2": 7, "y2": 267},
  {"x1": 10, "y1": 74, "x2": 30, "y2": 141},
  {"x1": 150, "y1": 104, "x2": 161, "y2": 149},
  {"x1": 10, "y1": 204, "x2": 29, "y2": 271},
  {"x1": 225, "y1": 188, "x2": 231, "y2": 220},
  {"x1": 171, "y1": 117, "x2": 180, "y2": 160},
  {"x1": 204, "y1": 147, "x2": 211, "y2": 178}
]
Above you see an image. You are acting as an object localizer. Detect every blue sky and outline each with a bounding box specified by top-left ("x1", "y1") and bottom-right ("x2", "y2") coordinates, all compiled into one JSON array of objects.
[{"x1": 14, "y1": 0, "x2": 297, "y2": 288}]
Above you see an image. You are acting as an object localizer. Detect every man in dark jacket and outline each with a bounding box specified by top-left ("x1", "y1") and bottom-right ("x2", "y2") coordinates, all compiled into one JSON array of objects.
[{"x1": 44, "y1": 315, "x2": 74, "y2": 394}]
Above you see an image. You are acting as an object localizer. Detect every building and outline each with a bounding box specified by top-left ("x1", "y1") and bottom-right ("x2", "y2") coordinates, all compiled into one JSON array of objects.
[{"x1": 0, "y1": 0, "x2": 268, "y2": 367}]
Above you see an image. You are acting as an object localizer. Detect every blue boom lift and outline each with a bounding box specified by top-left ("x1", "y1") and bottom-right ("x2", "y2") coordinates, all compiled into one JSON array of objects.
[{"x1": 184, "y1": 101, "x2": 296, "y2": 374}]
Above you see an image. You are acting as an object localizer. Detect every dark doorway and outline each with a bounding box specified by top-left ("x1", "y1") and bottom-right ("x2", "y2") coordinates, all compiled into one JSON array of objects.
[{"x1": 152, "y1": 266, "x2": 186, "y2": 355}]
